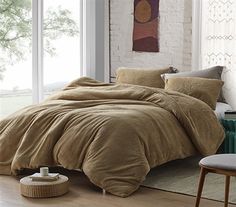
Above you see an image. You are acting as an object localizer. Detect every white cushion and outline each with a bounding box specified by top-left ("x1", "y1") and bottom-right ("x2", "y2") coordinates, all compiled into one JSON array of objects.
[
  {"x1": 200, "y1": 154, "x2": 236, "y2": 171},
  {"x1": 214, "y1": 102, "x2": 232, "y2": 120}
]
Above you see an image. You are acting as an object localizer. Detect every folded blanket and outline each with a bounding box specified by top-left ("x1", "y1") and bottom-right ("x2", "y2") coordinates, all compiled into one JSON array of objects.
[{"x1": 0, "y1": 77, "x2": 224, "y2": 197}]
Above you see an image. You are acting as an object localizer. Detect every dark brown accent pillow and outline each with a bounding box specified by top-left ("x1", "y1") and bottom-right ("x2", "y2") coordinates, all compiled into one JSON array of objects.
[
  {"x1": 116, "y1": 67, "x2": 177, "y2": 88},
  {"x1": 165, "y1": 77, "x2": 224, "y2": 110},
  {"x1": 161, "y1": 66, "x2": 225, "y2": 102}
]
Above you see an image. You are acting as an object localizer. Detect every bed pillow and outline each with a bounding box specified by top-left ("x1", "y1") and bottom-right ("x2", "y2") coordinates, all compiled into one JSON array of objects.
[
  {"x1": 165, "y1": 77, "x2": 224, "y2": 110},
  {"x1": 116, "y1": 67, "x2": 177, "y2": 88},
  {"x1": 161, "y1": 66, "x2": 225, "y2": 102}
]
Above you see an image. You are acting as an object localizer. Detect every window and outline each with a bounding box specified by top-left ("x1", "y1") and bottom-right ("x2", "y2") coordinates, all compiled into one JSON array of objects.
[
  {"x1": 0, "y1": 0, "x2": 82, "y2": 118},
  {"x1": 43, "y1": 0, "x2": 81, "y2": 98},
  {"x1": 0, "y1": 0, "x2": 33, "y2": 118}
]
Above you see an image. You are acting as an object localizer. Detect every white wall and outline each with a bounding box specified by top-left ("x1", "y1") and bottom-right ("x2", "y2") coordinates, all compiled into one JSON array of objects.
[{"x1": 109, "y1": 0, "x2": 192, "y2": 80}]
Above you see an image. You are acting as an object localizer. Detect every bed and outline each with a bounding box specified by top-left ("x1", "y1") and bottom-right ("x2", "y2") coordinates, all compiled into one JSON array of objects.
[{"x1": 0, "y1": 77, "x2": 225, "y2": 197}]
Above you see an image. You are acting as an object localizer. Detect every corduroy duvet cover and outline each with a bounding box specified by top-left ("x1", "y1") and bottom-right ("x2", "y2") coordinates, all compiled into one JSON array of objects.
[{"x1": 0, "y1": 77, "x2": 224, "y2": 197}]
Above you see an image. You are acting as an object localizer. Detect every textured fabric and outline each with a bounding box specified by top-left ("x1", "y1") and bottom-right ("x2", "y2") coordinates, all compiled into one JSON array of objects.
[
  {"x1": 201, "y1": 1, "x2": 236, "y2": 108},
  {"x1": 214, "y1": 102, "x2": 232, "y2": 120},
  {"x1": 200, "y1": 154, "x2": 236, "y2": 171},
  {"x1": 116, "y1": 67, "x2": 175, "y2": 88},
  {"x1": 162, "y1": 66, "x2": 225, "y2": 102},
  {"x1": 133, "y1": 0, "x2": 160, "y2": 52},
  {"x1": 165, "y1": 77, "x2": 224, "y2": 110},
  {"x1": 0, "y1": 77, "x2": 224, "y2": 197},
  {"x1": 162, "y1": 66, "x2": 224, "y2": 80}
]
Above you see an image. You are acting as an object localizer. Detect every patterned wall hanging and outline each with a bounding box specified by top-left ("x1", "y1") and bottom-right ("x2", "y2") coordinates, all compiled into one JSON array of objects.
[{"x1": 133, "y1": 0, "x2": 160, "y2": 52}]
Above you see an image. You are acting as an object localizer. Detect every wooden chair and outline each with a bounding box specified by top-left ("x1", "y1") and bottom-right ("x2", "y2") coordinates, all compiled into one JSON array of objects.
[{"x1": 195, "y1": 154, "x2": 236, "y2": 207}]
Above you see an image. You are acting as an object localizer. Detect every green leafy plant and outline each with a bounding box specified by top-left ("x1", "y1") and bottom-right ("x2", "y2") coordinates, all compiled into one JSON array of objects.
[{"x1": 0, "y1": 0, "x2": 79, "y2": 80}]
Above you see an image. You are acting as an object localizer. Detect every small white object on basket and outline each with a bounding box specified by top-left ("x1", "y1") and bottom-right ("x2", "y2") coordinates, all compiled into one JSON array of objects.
[
  {"x1": 40, "y1": 167, "x2": 49, "y2": 176},
  {"x1": 29, "y1": 167, "x2": 59, "y2": 182}
]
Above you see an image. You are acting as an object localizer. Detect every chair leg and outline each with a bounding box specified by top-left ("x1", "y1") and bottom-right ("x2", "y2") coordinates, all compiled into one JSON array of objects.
[
  {"x1": 195, "y1": 167, "x2": 207, "y2": 207},
  {"x1": 225, "y1": 176, "x2": 230, "y2": 207}
]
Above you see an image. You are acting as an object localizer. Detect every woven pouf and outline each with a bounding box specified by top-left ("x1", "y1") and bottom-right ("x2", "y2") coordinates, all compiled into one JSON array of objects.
[{"x1": 20, "y1": 175, "x2": 69, "y2": 198}]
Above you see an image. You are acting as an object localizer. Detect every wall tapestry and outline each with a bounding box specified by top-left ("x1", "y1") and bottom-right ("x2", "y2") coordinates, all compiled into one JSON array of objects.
[{"x1": 133, "y1": 0, "x2": 160, "y2": 52}]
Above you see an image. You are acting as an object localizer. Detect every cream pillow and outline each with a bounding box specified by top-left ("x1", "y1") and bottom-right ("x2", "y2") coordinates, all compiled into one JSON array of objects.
[
  {"x1": 165, "y1": 77, "x2": 224, "y2": 110},
  {"x1": 116, "y1": 67, "x2": 176, "y2": 89}
]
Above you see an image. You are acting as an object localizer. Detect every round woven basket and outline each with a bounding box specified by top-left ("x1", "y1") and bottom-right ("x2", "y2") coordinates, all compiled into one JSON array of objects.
[{"x1": 20, "y1": 175, "x2": 69, "y2": 198}]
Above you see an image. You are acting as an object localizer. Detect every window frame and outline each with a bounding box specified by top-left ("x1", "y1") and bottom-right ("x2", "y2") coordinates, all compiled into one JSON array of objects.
[
  {"x1": 192, "y1": 0, "x2": 203, "y2": 70},
  {"x1": 32, "y1": 0, "x2": 43, "y2": 103}
]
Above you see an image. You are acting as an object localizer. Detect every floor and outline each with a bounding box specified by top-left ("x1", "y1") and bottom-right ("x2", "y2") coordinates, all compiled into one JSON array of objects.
[{"x1": 0, "y1": 168, "x2": 235, "y2": 207}]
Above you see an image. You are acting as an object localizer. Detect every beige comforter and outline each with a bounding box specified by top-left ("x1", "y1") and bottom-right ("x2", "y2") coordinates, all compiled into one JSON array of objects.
[{"x1": 0, "y1": 77, "x2": 224, "y2": 197}]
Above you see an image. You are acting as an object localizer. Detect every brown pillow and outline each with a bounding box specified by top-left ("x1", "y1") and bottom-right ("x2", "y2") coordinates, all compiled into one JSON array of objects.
[
  {"x1": 165, "y1": 77, "x2": 224, "y2": 110},
  {"x1": 161, "y1": 66, "x2": 225, "y2": 102},
  {"x1": 116, "y1": 67, "x2": 176, "y2": 88}
]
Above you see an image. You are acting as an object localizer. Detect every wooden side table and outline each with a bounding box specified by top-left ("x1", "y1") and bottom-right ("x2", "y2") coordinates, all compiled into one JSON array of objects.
[{"x1": 221, "y1": 119, "x2": 236, "y2": 153}]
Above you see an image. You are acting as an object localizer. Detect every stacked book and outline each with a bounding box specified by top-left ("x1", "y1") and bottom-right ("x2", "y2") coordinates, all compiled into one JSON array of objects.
[
  {"x1": 224, "y1": 111, "x2": 236, "y2": 120},
  {"x1": 29, "y1": 173, "x2": 59, "y2": 182}
]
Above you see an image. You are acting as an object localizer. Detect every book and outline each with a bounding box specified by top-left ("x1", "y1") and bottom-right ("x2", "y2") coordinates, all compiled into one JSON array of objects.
[
  {"x1": 224, "y1": 114, "x2": 236, "y2": 119},
  {"x1": 225, "y1": 110, "x2": 236, "y2": 114},
  {"x1": 224, "y1": 116, "x2": 236, "y2": 120},
  {"x1": 224, "y1": 117, "x2": 236, "y2": 120},
  {"x1": 29, "y1": 173, "x2": 59, "y2": 182},
  {"x1": 224, "y1": 111, "x2": 236, "y2": 120}
]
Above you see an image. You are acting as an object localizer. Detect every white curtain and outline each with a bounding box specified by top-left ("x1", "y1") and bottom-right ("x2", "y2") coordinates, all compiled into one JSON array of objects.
[{"x1": 201, "y1": 0, "x2": 236, "y2": 108}]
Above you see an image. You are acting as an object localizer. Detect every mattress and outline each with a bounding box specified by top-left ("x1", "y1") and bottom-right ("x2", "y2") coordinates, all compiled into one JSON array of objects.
[{"x1": 214, "y1": 102, "x2": 232, "y2": 120}]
